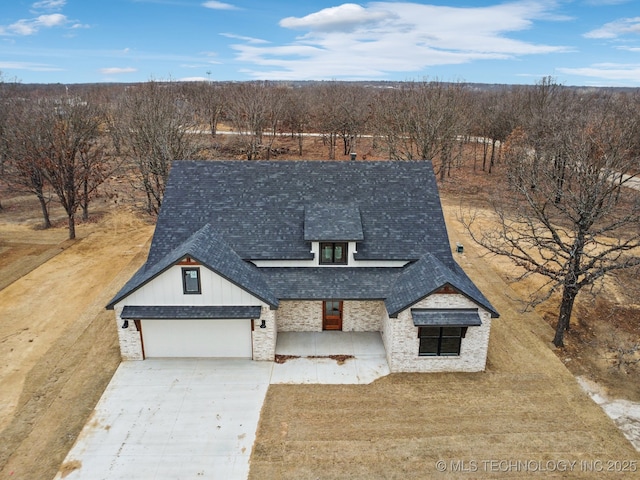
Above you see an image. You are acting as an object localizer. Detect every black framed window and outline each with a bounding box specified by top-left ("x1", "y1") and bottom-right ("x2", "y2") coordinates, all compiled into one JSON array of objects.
[
  {"x1": 182, "y1": 267, "x2": 201, "y2": 294},
  {"x1": 319, "y1": 242, "x2": 348, "y2": 264},
  {"x1": 418, "y1": 326, "x2": 466, "y2": 356}
]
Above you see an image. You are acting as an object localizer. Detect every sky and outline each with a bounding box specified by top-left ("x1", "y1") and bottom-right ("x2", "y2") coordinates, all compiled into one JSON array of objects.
[{"x1": 0, "y1": 0, "x2": 639, "y2": 86}]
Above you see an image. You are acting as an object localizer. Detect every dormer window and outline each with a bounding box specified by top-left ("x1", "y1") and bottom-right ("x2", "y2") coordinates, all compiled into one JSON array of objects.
[
  {"x1": 304, "y1": 203, "x2": 362, "y2": 266},
  {"x1": 320, "y1": 242, "x2": 348, "y2": 264},
  {"x1": 182, "y1": 267, "x2": 201, "y2": 294}
]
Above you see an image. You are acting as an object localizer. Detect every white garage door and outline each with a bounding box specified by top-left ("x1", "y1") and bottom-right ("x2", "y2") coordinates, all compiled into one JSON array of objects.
[{"x1": 141, "y1": 319, "x2": 252, "y2": 358}]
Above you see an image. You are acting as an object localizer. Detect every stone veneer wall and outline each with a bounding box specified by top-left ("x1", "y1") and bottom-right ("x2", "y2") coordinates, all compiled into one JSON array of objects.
[
  {"x1": 342, "y1": 301, "x2": 384, "y2": 331},
  {"x1": 115, "y1": 306, "x2": 144, "y2": 360},
  {"x1": 252, "y1": 306, "x2": 277, "y2": 361},
  {"x1": 383, "y1": 294, "x2": 492, "y2": 373},
  {"x1": 276, "y1": 300, "x2": 323, "y2": 331},
  {"x1": 276, "y1": 300, "x2": 385, "y2": 332}
]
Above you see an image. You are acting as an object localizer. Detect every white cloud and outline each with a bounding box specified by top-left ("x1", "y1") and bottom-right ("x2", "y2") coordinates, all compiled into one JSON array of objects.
[
  {"x1": 1, "y1": 13, "x2": 67, "y2": 36},
  {"x1": 584, "y1": 17, "x2": 640, "y2": 39},
  {"x1": 231, "y1": 1, "x2": 570, "y2": 80},
  {"x1": 37, "y1": 13, "x2": 67, "y2": 27},
  {"x1": 0, "y1": 60, "x2": 63, "y2": 71},
  {"x1": 558, "y1": 63, "x2": 640, "y2": 83},
  {"x1": 179, "y1": 76, "x2": 210, "y2": 82},
  {"x1": 280, "y1": 3, "x2": 391, "y2": 32},
  {"x1": 32, "y1": 0, "x2": 66, "y2": 10},
  {"x1": 100, "y1": 67, "x2": 137, "y2": 74},
  {"x1": 202, "y1": 1, "x2": 238, "y2": 10},
  {"x1": 220, "y1": 32, "x2": 268, "y2": 44}
]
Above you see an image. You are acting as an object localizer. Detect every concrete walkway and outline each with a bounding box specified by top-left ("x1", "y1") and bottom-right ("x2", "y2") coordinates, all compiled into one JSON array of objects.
[{"x1": 55, "y1": 332, "x2": 388, "y2": 480}]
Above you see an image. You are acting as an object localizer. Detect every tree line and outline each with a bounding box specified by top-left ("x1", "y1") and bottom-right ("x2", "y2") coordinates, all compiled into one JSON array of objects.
[{"x1": 1, "y1": 75, "x2": 639, "y2": 347}]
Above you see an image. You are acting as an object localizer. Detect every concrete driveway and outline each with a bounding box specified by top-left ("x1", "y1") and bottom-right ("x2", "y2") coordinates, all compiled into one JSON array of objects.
[
  {"x1": 54, "y1": 359, "x2": 273, "y2": 480},
  {"x1": 55, "y1": 333, "x2": 389, "y2": 480}
]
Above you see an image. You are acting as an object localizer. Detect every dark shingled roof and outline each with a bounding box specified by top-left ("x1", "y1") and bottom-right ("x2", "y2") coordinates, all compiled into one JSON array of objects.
[
  {"x1": 146, "y1": 160, "x2": 454, "y2": 263},
  {"x1": 107, "y1": 160, "x2": 498, "y2": 318},
  {"x1": 260, "y1": 267, "x2": 402, "y2": 300},
  {"x1": 121, "y1": 305, "x2": 261, "y2": 319},
  {"x1": 411, "y1": 308, "x2": 482, "y2": 327},
  {"x1": 304, "y1": 203, "x2": 364, "y2": 241},
  {"x1": 384, "y1": 253, "x2": 499, "y2": 318}
]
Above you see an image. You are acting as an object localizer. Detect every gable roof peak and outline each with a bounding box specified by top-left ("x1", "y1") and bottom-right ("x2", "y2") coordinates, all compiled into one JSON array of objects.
[
  {"x1": 385, "y1": 252, "x2": 498, "y2": 318},
  {"x1": 106, "y1": 222, "x2": 278, "y2": 309}
]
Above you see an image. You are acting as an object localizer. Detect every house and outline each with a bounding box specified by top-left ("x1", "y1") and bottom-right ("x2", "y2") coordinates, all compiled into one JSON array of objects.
[{"x1": 106, "y1": 160, "x2": 499, "y2": 372}]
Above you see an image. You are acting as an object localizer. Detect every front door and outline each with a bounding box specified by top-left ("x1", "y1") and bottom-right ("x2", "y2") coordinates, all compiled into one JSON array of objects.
[{"x1": 323, "y1": 301, "x2": 343, "y2": 330}]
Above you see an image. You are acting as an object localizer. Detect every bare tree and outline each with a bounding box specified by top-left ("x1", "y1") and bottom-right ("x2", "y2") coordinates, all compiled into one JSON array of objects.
[
  {"x1": 3, "y1": 98, "x2": 54, "y2": 228},
  {"x1": 111, "y1": 81, "x2": 200, "y2": 214},
  {"x1": 463, "y1": 85, "x2": 640, "y2": 347},
  {"x1": 182, "y1": 81, "x2": 227, "y2": 137},
  {"x1": 37, "y1": 95, "x2": 106, "y2": 239},
  {"x1": 281, "y1": 87, "x2": 310, "y2": 156},
  {"x1": 332, "y1": 84, "x2": 372, "y2": 156},
  {"x1": 307, "y1": 83, "x2": 371, "y2": 160},
  {"x1": 0, "y1": 71, "x2": 8, "y2": 211},
  {"x1": 375, "y1": 81, "x2": 466, "y2": 180},
  {"x1": 0, "y1": 71, "x2": 24, "y2": 211},
  {"x1": 225, "y1": 82, "x2": 286, "y2": 160},
  {"x1": 263, "y1": 85, "x2": 287, "y2": 160},
  {"x1": 471, "y1": 89, "x2": 517, "y2": 173}
]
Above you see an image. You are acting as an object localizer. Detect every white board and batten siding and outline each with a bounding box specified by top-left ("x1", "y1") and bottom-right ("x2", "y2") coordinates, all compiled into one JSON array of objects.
[{"x1": 116, "y1": 264, "x2": 266, "y2": 308}]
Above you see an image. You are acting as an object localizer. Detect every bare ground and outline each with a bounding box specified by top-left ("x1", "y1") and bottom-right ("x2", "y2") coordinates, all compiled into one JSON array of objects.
[{"x1": 0, "y1": 203, "x2": 153, "y2": 479}]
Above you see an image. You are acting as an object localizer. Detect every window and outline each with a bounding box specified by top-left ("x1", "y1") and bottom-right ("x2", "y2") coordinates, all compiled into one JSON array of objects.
[
  {"x1": 182, "y1": 267, "x2": 201, "y2": 294},
  {"x1": 418, "y1": 327, "x2": 466, "y2": 356},
  {"x1": 319, "y1": 242, "x2": 348, "y2": 264}
]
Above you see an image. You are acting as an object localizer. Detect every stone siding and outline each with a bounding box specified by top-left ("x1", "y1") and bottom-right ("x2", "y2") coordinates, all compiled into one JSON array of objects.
[
  {"x1": 276, "y1": 300, "x2": 323, "y2": 331},
  {"x1": 385, "y1": 294, "x2": 492, "y2": 373},
  {"x1": 115, "y1": 306, "x2": 144, "y2": 360},
  {"x1": 342, "y1": 301, "x2": 384, "y2": 331},
  {"x1": 252, "y1": 307, "x2": 277, "y2": 361},
  {"x1": 381, "y1": 308, "x2": 393, "y2": 366}
]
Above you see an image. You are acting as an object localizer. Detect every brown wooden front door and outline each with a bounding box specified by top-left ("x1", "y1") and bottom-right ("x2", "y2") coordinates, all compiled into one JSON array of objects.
[{"x1": 323, "y1": 301, "x2": 343, "y2": 330}]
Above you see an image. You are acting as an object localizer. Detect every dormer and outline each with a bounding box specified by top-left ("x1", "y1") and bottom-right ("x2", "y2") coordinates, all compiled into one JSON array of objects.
[{"x1": 304, "y1": 203, "x2": 363, "y2": 267}]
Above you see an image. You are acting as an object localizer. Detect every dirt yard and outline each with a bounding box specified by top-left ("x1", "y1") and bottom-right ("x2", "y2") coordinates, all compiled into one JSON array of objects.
[
  {"x1": 0, "y1": 195, "x2": 154, "y2": 479},
  {"x1": 0, "y1": 138, "x2": 638, "y2": 479}
]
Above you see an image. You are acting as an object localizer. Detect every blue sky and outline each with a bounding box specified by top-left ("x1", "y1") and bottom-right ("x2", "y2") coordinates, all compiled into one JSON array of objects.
[{"x1": 1, "y1": 0, "x2": 639, "y2": 86}]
